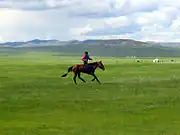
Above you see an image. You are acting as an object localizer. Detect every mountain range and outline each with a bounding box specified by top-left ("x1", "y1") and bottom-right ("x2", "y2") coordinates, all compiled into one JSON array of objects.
[{"x1": 1, "y1": 39, "x2": 180, "y2": 57}]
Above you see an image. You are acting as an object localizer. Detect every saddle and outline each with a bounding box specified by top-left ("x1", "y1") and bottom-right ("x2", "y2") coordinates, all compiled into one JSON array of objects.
[{"x1": 76, "y1": 64, "x2": 90, "y2": 70}]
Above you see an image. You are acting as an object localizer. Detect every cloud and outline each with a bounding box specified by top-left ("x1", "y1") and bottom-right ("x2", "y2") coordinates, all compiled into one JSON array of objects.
[
  {"x1": 0, "y1": 8, "x2": 81, "y2": 41},
  {"x1": 74, "y1": 15, "x2": 138, "y2": 36},
  {"x1": 107, "y1": 18, "x2": 180, "y2": 42},
  {"x1": 0, "y1": 36, "x2": 3, "y2": 42},
  {"x1": 0, "y1": 8, "x2": 49, "y2": 41},
  {"x1": 67, "y1": 0, "x2": 115, "y2": 18},
  {"x1": 0, "y1": 0, "x2": 159, "y2": 16},
  {"x1": 67, "y1": 0, "x2": 161, "y2": 18},
  {"x1": 105, "y1": 16, "x2": 131, "y2": 28},
  {"x1": 0, "y1": 0, "x2": 180, "y2": 42},
  {"x1": 80, "y1": 3, "x2": 180, "y2": 42},
  {"x1": 0, "y1": 0, "x2": 77, "y2": 10},
  {"x1": 135, "y1": 6, "x2": 179, "y2": 27},
  {"x1": 86, "y1": 26, "x2": 140, "y2": 36},
  {"x1": 70, "y1": 24, "x2": 93, "y2": 36},
  {"x1": 126, "y1": 0, "x2": 158, "y2": 13}
]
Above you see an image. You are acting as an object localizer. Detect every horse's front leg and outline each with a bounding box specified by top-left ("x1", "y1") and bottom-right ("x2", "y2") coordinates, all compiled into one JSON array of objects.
[
  {"x1": 91, "y1": 73, "x2": 101, "y2": 84},
  {"x1": 91, "y1": 77, "x2": 96, "y2": 81}
]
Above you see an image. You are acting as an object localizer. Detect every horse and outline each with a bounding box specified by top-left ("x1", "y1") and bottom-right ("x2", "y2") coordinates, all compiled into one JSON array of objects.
[{"x1": 61, "y1": 61, "x2": 105, "y2": 84}]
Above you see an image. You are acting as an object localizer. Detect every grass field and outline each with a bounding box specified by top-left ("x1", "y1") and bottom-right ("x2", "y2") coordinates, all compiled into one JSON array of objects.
[{"x1": 1, "y1": 52, "x2": 180, "y2": 135}]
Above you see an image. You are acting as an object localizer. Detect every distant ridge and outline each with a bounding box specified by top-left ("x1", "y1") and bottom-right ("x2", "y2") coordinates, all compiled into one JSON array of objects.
[
  {"x1": 1, "y1": 38, "x2": 180, "y2": 57},
  {"x1": 1, "y1": 38, "x2": 180, "y2": 48},
  {"x1": 0, "y1": 38, "x2": 152, "y2": 47}
]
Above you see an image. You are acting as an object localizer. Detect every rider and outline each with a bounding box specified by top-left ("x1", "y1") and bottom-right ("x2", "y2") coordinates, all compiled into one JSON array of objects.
[{"x1": 81, "y1": 51, "x2": 92, "y2": 68}]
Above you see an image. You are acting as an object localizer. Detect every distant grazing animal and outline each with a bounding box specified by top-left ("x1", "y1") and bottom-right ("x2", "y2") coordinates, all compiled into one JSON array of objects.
[
  {"x1": 137, "y1": 60, "x2": 140, "y2": 62},
  {"x1": 61, "y1": 61, "x2": 105, "y2": 84}
]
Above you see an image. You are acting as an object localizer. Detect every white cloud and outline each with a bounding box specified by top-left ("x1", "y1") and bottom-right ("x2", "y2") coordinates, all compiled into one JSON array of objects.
[
  {"x1": 0, "y1": 0, "x2": 180, "y2": 42},
  {"x1": 120, "y1": 21, "x2": 180, "y2": 42},
  {"x1": 0, "y1": 9, "x2": 48, "y2": 41},
  {"x1": 114, "y1": 0, "x2": 126, "y2": 9},
  {"x1": 136, "y1": 17, "x2": 150, "y2": 25},
  {"x1": 105, "y1": 16, "x2": 131, "y2": 28},
  {"x1": 0, "y1": 36, "x2": 4, "y2": 42},
  {"x1": 0, "y1": 0, "x2": 77, "y2": 10},
  {"x1": 171, "y1": 17, "x2": 180, "y2": 30},
  {"x1": 122, "y1": 0, "x2": 158, "y2": 14},
  {"x1": 70, "y1": 25, "x2": 93, "y2": 36}
]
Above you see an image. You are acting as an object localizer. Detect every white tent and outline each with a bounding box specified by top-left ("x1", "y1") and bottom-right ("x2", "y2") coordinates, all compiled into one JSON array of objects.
[{"x1": 152, "y1": 58, "x2": 160, "y2": 63}]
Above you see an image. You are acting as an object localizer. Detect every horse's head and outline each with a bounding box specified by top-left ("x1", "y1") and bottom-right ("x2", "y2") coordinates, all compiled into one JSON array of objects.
[{"x1": 97, "y1": 61, "x2": 105, "y2": 70}]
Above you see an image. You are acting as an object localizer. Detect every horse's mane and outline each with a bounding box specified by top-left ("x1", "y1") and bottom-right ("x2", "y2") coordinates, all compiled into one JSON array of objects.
[{"x1": 88, "y1": 62, "x2": 98, "y2": 65}]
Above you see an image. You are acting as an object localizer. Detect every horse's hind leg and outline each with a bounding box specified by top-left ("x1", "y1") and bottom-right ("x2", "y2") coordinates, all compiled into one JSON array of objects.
[
  {"x1": 78, "y1": 73, "x2": 86, "y2": 83},
  {"x1": 73, "y1": 72, "x2": 78, "y2": 84}
]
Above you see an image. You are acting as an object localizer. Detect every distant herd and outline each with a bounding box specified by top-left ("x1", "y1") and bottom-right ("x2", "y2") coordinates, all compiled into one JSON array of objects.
[{"x1": 135, "y1": 58, "x2": 176, "y2": 63}]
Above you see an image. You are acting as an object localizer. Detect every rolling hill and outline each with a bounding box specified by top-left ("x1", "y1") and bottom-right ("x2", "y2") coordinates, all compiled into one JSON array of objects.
[
  {"x1": 1, "y1": 39, "x2": 180, "y2": 57},
  {"x1": 0, "y1": 39, "x2": 69, "y2": 47},
  {"x1": 148, "y1": 41, "x2": 180, "y2": 48}
]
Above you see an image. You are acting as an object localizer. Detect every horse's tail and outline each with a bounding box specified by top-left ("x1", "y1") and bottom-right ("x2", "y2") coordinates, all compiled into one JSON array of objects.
[{"x1": 61, "y1": 66, "x2": 73, "y2": 77}]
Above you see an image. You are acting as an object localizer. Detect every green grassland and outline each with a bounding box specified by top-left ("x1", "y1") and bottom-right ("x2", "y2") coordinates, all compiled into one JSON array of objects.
[{"x1": 1, "y1": 52, "x2": 180, "y2": 135}]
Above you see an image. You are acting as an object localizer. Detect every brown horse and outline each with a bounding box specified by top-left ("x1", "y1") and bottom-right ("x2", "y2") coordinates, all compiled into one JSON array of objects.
[{"x1": 61, "y1": 61, "x2": 105, "y2": 84}]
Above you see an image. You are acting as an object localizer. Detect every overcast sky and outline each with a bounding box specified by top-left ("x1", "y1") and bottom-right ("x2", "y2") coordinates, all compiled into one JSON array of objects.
[{"x1": 0, "y1": 0, "x2": 180, "y2": 42}]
